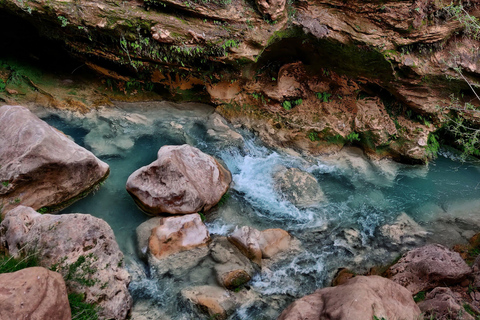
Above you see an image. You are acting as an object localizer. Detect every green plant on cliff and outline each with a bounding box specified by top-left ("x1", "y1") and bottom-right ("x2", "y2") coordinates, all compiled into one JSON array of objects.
[
  {"x1": 445, "y1": 4, "x2": 480, "y2": 40},
  {"x1": 346, "y1": 132, "x2": 360, "y2": 143},
  {"x1": 425, "y1": 133, "x2": 440, "y2": 159}
]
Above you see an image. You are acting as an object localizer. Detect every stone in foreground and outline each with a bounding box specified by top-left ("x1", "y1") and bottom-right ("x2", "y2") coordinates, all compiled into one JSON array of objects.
[
  {"x1": 277, "y1": 276, "x2": 421, "y2": 320},
  {"x1": 389, "y1": 244, "x2": 471, "y2": 294},
  {"x1": 0, "y1": 105, "x2": 109, "y2": 215},
  {"x1": 126, "y1": 144, "x2": 231, "y2": 215},
  {"x1": 0, "y1": 267, "x2": 71, "y2": 320},
  {"x1": 0, "y1": 206, "x2": 132, "y2": 320}
]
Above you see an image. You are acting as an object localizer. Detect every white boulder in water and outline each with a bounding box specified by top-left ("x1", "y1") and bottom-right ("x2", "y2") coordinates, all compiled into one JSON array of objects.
[{"x1": 126, "y1": 144, "x2": 231, "y2": 215}]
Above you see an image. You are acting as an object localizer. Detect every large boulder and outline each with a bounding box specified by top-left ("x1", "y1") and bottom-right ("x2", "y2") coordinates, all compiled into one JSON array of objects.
[
  {"x1": 0, "y1": 206, "x2": 132, "y2": 320},
  {"x1": 0, "y1": 105, "x2": 109, "y2": 215},
  {"x1": 0, "y1": 267, "x2": 71, "y2": 320},
  {"x1": 389, "y1": 244, "x2": 471, "y2": 294},
  {"x1": 277, "y1": 275, "x2": 421, "y2": 320},
  {"x1": 126, "y1": 144, "x2": 231, "y2": 215},
  {"x1": 273, "y1": 167, "x2": 325, "y2": 207},
  {"x1": 147, "y1": 214, "x2": 210, "y2": 259}
]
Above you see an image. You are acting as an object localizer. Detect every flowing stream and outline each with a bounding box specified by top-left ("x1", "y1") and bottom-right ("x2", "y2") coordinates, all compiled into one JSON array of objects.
[{"x1": 35, "y1": 101, "x2": 480, "y2": 319}]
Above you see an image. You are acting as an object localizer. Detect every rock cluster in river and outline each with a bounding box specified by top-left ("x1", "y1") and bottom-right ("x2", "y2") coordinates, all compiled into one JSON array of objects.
[
  {"x1": 0, "y1": 105, "x2": 109, "y2": 214},
  {"x1": 126, "y1": 144, "x2": 231, "y2": 215}
]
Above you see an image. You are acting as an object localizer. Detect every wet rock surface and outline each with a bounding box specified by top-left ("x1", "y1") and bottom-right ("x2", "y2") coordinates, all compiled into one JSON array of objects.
[
  {"x1": 0, "y1": 267, "x2": 71, "y2": 320},
  {"x1": 0, "y1": 206, "x2": 132, "y2": 320},
  {"x1": 277, "y1": 275, "x2": 421, "y2": 320},
  {"x1": 0, "y1": 105, "x2": 109, "y2": 215},
  {"x1": 126, "y1": 144, "x2": 231, "y2": 215}
]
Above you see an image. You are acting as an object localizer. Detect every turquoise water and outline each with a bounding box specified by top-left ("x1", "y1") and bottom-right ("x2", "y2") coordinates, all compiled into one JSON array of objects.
[{"x1": 39, "y1": 102, "x2": 480, "y2": 319}]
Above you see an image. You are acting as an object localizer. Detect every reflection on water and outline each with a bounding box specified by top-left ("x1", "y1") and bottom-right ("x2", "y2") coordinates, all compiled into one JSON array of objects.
[{"x1": 38, "y1": 101, "x2": 480, "y2": 319}]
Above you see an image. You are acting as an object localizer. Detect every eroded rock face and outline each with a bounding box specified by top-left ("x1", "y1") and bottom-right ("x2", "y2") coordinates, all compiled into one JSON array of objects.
[
  {"x1": 148, "y1": 214, "x2": 210, "y2": 259},
  {"x1": 0, "y1": 105, "x2": 109, "y2": 215},
  {"x1": 389, "y1": 244, "x2": 471, "y2": 294},
  {"x1": 126, "y1": 144, "x2": 231, "y2": 215},
  {"x1": 273, "y1": 167, "x2": 325, "y2": 207},
  {"x1": 277, "y1": 276, "x2": 421, "y2": 320},
  {"x1": 255, "y1": 0, "x2": 286, "y2": 21},
  {"x1": 181, "y1": 285, "x2": 258, "y2": 320},
  {"x1": 0, "y1": 267, "x2": 71, "y2": 320},
  {"x1": 0, "y1": 206, "x2": 132, "y2": 320}
]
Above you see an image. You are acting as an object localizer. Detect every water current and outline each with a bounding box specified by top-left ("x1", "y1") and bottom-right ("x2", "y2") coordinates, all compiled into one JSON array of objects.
[{"x1": 34, "y1": 101, "x2": 480, "y2": 319}]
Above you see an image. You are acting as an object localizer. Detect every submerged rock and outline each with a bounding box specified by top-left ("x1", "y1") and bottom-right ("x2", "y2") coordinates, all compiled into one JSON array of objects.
[
  {"x1": 380, "y1": 212, "x2": 428, "y2": 246},
  {"x1": 0, "y1": 206, "x2": 132, "y2": 320},
  {"x1": 0, "y1": 105, "x2": 109, "y2": 215},
  {"x1": 147, "y1": 214, "x2": 210, "y2": 259},
  {"x1": 277, "y1": 276, "x2": 421, "y2": 320},
  {"x1": 0, "y1": 267, "x2": 71, "y2": 320},
  {"x1": 273, "y1": 167, "x2": 325, "y2": 207},
  {"x1": 126, "y1": 144, "x2": 231, "y2": 215},
  {"x1": 389, "y1": 244, "x2": 471, "y2": 294}
]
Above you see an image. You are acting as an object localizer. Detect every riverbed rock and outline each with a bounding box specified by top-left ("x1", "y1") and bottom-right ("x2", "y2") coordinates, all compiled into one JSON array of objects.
[
  {"x1": 0, "y1": 206, "x2": 132, "y2": 320},
  {"x1": 0, "y1": 267, "x2": 71, "y2": 320},
  {"x1": 277, "y1": 275, "x2": 421, "y2": 320},
  {"x1": 148, "y1": 214, "x2": 210, "y2": 259},
  {"x1": 0, "y1": 105, "x2": 109, "y2": 215},
  {"x1": 258, "y1": 228, "x2": 293, "y2": 259},
  {"x1": 418, "y1": 287, "x2": 475, "y2": 320},
  {"x1": 228, "y1": 226, "x2": 296, "y2": 265},
  {"x1": 389, "y1": 244, "x2": 471, "y2": 294},
  {"x1": 210, "y1": 237, "x2": 255, "y2": 290},
  {"x1": 126, "y1": 144, "x2": 231, "y2": 215},
  {"x1": 228, "y1": 226, "x2": 263, "y2": 266},
  {"x1": 181, "y1": 284, "x2": 258, "y2": 320},
  {"x1": 273, "y1": 167, "x2": 325, "y2": 207},
  {"x1": 380, "y1": 212, "x2": 428, "y2": 246}
]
